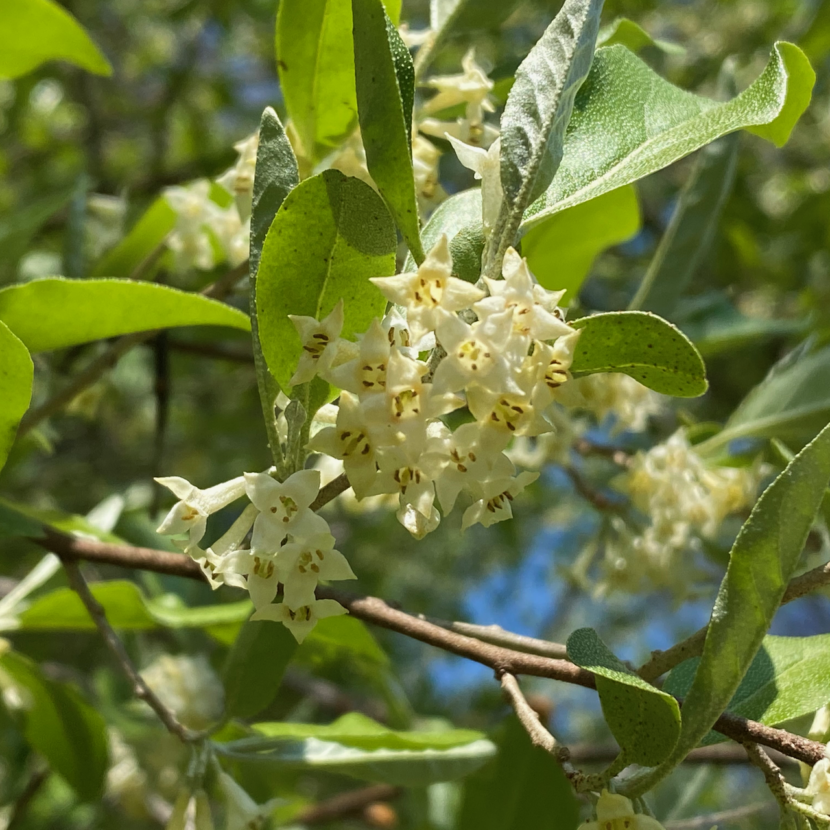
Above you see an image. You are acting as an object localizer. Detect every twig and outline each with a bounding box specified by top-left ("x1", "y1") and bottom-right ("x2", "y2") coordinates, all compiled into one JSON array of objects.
[
  {"x1": 17, "y1": 262, "x2": 248, "y2": 438},
  {"x1": 419, "y1": 617, "x2": 568, "y2": 660},
  {"x1": 62, "y1": 559, "x2": 196, "y2": 742},
  {"x1": 29, "y1": 529, "x2": 830, "y2": 766},
  {"x1": 6, "y1": 766, "x2": 50, "y2": 830},
  {"x1": 639, "y1": 556, "x2": 830, "y2": 682},
  {"x1": 565, "y1": 466, "x2": 625, "y2": 513},
  {"x1": 310, "y1": 473, "x2": 352, "y2": 511},
  {"x1": 500, "y1": 672, "x2": 579, "y2": 777},
  {"x1": 295, "y1": 784, "x2": 401, "y2": 825},
  {"x1": 664, "y1": 802, "x2": 775, "y2": 830}
]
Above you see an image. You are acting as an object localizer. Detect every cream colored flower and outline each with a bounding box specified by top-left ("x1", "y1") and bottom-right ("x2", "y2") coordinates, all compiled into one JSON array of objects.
[
  {"x1": 447, "y1": 136, "x2": 502, "y2": 232},
  {"x1": 578, "y1": 790, "x2": 666, "y2": 830},
  {"x1": 251, "y1": 598, "x2": 348, "y2": 643},
  {"x1": 288, "y1": 300, "x2": 345, "y2": 386}
]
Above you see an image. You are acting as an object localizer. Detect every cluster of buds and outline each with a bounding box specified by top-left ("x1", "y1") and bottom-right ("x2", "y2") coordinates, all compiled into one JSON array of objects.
[
  {"x1": 297, "y1": 238, "x2": 581, "y2": 539},
  {"x1": 163, "y1": 133, "x2": 257, "y2": 272},
  {"x1": 154, "y1": 470, "x2": 353, "y2": 642}
]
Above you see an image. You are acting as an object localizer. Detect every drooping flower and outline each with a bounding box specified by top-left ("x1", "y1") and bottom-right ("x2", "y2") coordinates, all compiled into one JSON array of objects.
[
  {"x1": 219, "y1": 771, "x2": 281, "y2": 830},
  {"x1": 447, "y1": 136, "x2": 502, "y2": 232},
  {"x1": 423, "y1": 48, "x2": 495, "y2": 127},
  {"x1": 461, "y1": 470, "x2": 539, "y2": 531},
  {"x1": 216, "y1": 131, "x2": 258, "y2": 221},
  {"x1": 251, "y1": 598, "x2": 348, "y2": 643},
  {"x1": 276, "y1": 532, "x2": 356, "y2": 609},
  {"x1": 155, "y1": 475, "x2": 247, "y2": 550},
  {"x1": 807, "y1": 753, "x2": 830, "y2": 816}
]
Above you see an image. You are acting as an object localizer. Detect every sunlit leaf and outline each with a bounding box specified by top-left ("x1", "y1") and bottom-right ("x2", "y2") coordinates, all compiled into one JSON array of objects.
[
  {"x1": 570, "y1": 311, "x2": 708, "y2": 397},
  {"x1": 0, "y1": 323, "x2": 33, "y2": 473},
  {"x1": 0, "y1": 278, "x2": 250, "y2": 353},
  {"x1": 0, "y1": 0, "x2": 111, "y2": 79}
]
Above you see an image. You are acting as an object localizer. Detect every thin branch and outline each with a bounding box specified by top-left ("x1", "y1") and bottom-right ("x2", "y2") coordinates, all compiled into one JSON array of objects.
[
  {"x1": 310, "y1": 473, "x2": 352, "y2": 511},
  {"x1": 639, "y1": 556, "x2": 830, "y2": 683},
  {"x1": 62, "y1": 559, "x2": 196, "y2": 742},
  {"x1": 18, "y1": 263, "x2": 248, "y2": 438},
  {"x1": 567, "y1": 742, "x2": 796, "y2": 766},
  {"x1": 565, "y1": 466, "x2": 625, "y2": 513},
  {"x1": 664, "y1": 802, "x2": 774, "y2": 830},
  {"x1": 295, "y1": 784, "x2": 401, "y2": 825},
  {"x1": 419, "y1": 617, "x2": 568, "y2": 660},
  {"x1": 30, "y1": 529, "x2": 830, "y2": 766},
  {"x1": 6, "y1": 766, "x2": 50, "y2": 830},
  {"x1": 500, "y1": 672, "x2": 578, "y2": 776}
]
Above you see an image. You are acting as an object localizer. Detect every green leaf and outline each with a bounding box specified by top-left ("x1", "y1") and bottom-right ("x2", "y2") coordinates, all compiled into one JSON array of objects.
[
  {"x1": 633, "y1": 422, "x2": 830, "y2": 792},
  {"x1": 301, "y1": 615, "x2": 389, "y2": 668},
  {"x1": 0, "y1": 322, "x2": 33, "y2": 473},
  {"x1": 0, "y1": 496, "x2": 121, "y2": 543},
  {"x1": 500, "y1": 0, "x2": 603, "y2": 212},
  {"x1": 92, "y1": 197, "x2": 176, "y2": 278},
  {"x1": 275, "y1": 0, "x2": 401, "y2": 162},
  {"x1": 256, "y1": 170, "x2": 396, "y2": 390},
  {"x1": 0, "y1": 278, "x2": 250, "y2": 353},
  {"x1": 522, "y1": 185, "x2": 640, "y2": 303},
  {"x1": 569, "y1": 311, "x2": 708, "y2": 397},
  {"x1": 522, "y1": 43, "x2": 815, "y2": 231},
  {"x1": 386, "y1": 15, "x2": 415, "y2": 144},
  {"x1": 697, "y1": 344, "x2": 830, "y2": 453},
  {"x1": 352, "y1": 0, "x2": 424, "y2": 263},
  {"x1": 630, "y1": 134, "x2": 739, "y2": 317},
  {"x1": 665, "y1": 634, "x2": 830, "y2": 744},
  {"x1": 404, "y1": 189, "x2": 484, "y2": 282},
  {"x1": 0, "y1": 0, "x2": 111, "y2": 79},
  {"x1": 0, "y1": 650, "x2": 109, "y2": 801},
  {"x1": 456, "y1": 716, "x2": 580, "y2": 830},
  {"x1": 13, "y1": 580, "x2": 254, "y2": 632},
  {"x1": 250, "y1": 108, "x2": 299, "y2": 280},
  {"x1": 223, "y1": 620, "x2": 298, "y2": 720},
  {"x1": 596, "y1": 17, "x2": 684, "y2": 55},
  {"x1": 222, "y1": 712, "x2": 494, "y2": 785},
  {"x1": 567, "y1": 628, "x2": 680, "y2": 766}
]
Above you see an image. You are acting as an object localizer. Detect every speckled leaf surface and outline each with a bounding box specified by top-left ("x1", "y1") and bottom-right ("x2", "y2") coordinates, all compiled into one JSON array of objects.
[
  {"x1": 522, "y1": 42, "x2": 814, "y2": 231},
  {"x1": 256, "y1": 170, "x2": 396, "y2": 390},
  {"x1": 567, "y1": 628, "x2": 681, "y2": 766},
  {"x1": 569, "y1": 311, "x2": 707, "y2": 397}
]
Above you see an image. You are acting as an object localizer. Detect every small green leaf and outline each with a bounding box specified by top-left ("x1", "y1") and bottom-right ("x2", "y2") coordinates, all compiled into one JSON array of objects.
[
  {"x1": 633, "y1": 421, "x2": 830, "y2": 792},
  {"x1": 0, "y1": 0, "x2": 111, "y2": 79},
  {"x1": 352, "y1": 0, "x2": 424, "y2": 262},
  {"x1": 223, "y1": 620, "x2": 299, "y2": 720},
  {"x1": 404, "y1": 189, "x2": 483, "y2": 282},
  {"x1": 250, "y1": 108, "x2": 299, "y2": 280},
  {"x1": 523, "y1": 43, "x2": 815, "y2": 231},
  {"x1": 665, "y1": 634, "x2": 830, "y2": 744},
  {"x1": 630, "y1": 134, "x2": 739, "y2": 317},
  {"x1": 567, "y1": 628, "x2": 680, "y2": 766},
  {"x1": 222, "y1": 712, "x2": 494, "y2": 785},
  {"x1": 569, "y1": 311, "x2": 708, "y2": 397},
  {"x1": 456, "y1": 716, "x2": 580, "y2": 830},
  {"x1": 698, "y1": 343, "x2": 830, "y2": 453},
  {"x1": 256, "y1": 170, "x2": 396, "y2": 390},
  {"x1": 0, "y1": 497, "x2": 121, "y2": 543},
  {"x1": 522, "y1": 185, "x2": 640, "y2": 303},
  {"x1": 92, "y1": 197, "x2": 176, "y2": 278},
  {"x1": 0, "y1": 650, "x2": 109, "y2": 801},
  {"x1": 596, "y1": 17, "x2": 684, "y2": 54},
  {"x1": 0, "y1": 278, "x2": 250, "y2": 353},
  {"x1": 500, "y1": 0, "x2": 603, "y2": 211},
  {"x1": 0, "y1": 322, "x2": 33, "y2": 473}
]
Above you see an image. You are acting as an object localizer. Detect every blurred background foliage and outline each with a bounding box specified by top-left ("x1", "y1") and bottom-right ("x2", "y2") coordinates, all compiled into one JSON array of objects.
[{"x1": 1, "y1": 0, "x2": 830, "y2": 827}]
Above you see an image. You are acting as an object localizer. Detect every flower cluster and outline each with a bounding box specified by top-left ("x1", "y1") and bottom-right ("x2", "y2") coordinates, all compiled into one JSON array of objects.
[
  {"x1": 163, "y1": 133, "x2": 257, "y2": 272},
  {"x1": 807, "y1": 748, "x2": 830, "y2": 816},
  {"x1": 296, "y1": 238, "x2": 581, "y2": 539},
  {"x1": 154, "y1": 470, "x2": 353, "y2": 642},
  {"x1": 141, "y1": 653, "x2": 224, "y2": 729},
  {"x1": 594, "y1": 430, "x2": 760, "y2": 596}
]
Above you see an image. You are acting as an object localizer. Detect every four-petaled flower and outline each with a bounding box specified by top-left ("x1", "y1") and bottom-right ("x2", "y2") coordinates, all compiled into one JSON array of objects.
[
  {"x1": 461, "y1": 470, "x2": 539, "y2": 531},
  {"x1": 276, "y1": 532, "x2": 356, "y2": 608},
  {"x1": 251, "y1": 598, "x2": 348, "y2": 643},
  {"x1": 289, "y1": 299, "x2": 345, "y2": 386},
  {"x1": 578, "y1": 791, "x2": 666, "y2": 830}
]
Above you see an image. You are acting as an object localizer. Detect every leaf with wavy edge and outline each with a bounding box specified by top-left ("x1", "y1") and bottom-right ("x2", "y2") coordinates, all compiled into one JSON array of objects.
[{"x1": 521, "y1": 42, "x2": 814, "y2": 232}]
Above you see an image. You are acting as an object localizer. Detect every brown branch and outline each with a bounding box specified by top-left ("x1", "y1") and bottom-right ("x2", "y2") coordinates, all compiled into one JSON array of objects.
[
  {"x1": 62, "y1": 559, "x2": 195, "y2": 742},
  {"x1": 639, "y1": 557, "x2": 830, "y2": 683},
  {"x1": 295, "y1": 784, "x2": 401, "y2": 825},
  {"x1": 17, "y1": 262, "x2": 248, "y2": 438},
  {"x1": 311, "y1": 473, "x2": 352, "y2": 511},
  {"x1": 567, "y1": 742, "x2": 796, "y2": 766},
  {"x1": 7, "y1": 766, "x2": 50, "y2": 830},
  {"x1": 31, "y1": 529, "x2": 830, "y2": 766},
  {"x1": 565, "y1": 466, "x2": 624, "y2": 513}
]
